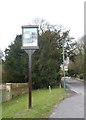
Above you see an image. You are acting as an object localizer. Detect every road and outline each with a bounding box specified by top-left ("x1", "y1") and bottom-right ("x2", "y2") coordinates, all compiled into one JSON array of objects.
[
  {"x1": 66, "y1": 78, "x2": 84, "y2": 95},
  {"x1": 0, "y1": 90, "x2": 2, "y2": 103},
  {"x1": 49, "y1": 78, "x2": 84, "y2": 118}
]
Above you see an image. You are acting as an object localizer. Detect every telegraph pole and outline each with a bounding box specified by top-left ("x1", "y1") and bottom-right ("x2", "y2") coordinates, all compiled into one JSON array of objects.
[{"x1": 62, "y1": 39, "x2": 66, "y2": 90}]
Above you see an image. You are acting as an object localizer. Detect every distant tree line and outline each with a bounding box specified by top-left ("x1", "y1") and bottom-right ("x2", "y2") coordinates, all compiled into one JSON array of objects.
[{"x1": 68, "y1": 36, "x2": 84, "y2": 79}]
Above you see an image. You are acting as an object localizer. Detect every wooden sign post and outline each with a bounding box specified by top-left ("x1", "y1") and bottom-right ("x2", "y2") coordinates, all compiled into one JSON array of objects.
[{"x1": 21, "y1": 25, "x2": 39, "y2": 109}]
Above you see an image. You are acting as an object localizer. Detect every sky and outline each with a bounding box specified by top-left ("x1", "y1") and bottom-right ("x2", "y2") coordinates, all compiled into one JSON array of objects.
[{"x1": 0, "y1": 0, "x2": 85, "y2": 52}]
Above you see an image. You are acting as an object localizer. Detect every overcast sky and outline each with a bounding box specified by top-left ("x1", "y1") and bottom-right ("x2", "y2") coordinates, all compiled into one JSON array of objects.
[{"x1": 0, "y1": 0, "x2": 85, "y2": 52}]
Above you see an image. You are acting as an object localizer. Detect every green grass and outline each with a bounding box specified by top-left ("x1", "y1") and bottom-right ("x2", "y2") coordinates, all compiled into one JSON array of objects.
[{"x1": 2, "y1": 88, "x2": 67, "y2": 118}]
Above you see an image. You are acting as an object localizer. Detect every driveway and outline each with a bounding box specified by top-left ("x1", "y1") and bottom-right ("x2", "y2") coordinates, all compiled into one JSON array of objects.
[{"x1": 49, "y1": 78, "x2": 84, "y2": 118}]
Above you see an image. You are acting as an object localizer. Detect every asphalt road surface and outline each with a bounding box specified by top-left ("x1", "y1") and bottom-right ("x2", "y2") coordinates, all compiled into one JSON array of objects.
[
  {"x1": 0, "y1": 90, "x2": 2, "y2": 103},
  {"x1": 49, "y1": 78, "x2": 84, "y2": 118}
]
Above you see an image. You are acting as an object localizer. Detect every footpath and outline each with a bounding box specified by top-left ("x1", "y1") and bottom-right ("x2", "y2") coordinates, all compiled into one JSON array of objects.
[{"x1": 49, "y1": 90, "x2": 84, "y2": 118}]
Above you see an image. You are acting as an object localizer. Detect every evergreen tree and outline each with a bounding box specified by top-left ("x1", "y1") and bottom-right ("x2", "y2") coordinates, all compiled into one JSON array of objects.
[{"x1": 4, "y1": 35, "x2": 28, "y2": 83}]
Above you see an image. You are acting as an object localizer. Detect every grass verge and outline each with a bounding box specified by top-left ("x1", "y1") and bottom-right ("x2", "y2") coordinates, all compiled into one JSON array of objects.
[{"x1": 2, "y1": 88, "x2": 67, "y2": 118}]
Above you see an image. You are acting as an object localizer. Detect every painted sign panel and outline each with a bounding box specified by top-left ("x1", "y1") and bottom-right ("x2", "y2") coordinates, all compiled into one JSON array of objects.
[{"x1": 22, "y1": 28, "x2": 38, "y2": 46}]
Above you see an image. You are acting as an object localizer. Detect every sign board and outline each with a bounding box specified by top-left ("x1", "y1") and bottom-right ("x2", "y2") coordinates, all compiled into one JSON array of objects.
[{"x1": 22, "y1": 27, "x2": 38, "y2": 47}]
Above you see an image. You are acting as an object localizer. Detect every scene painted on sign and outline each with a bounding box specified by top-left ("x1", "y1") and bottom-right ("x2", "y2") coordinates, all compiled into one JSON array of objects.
[{"x1": 23, "y1": 28, "x2": 38, "y2": 46}]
